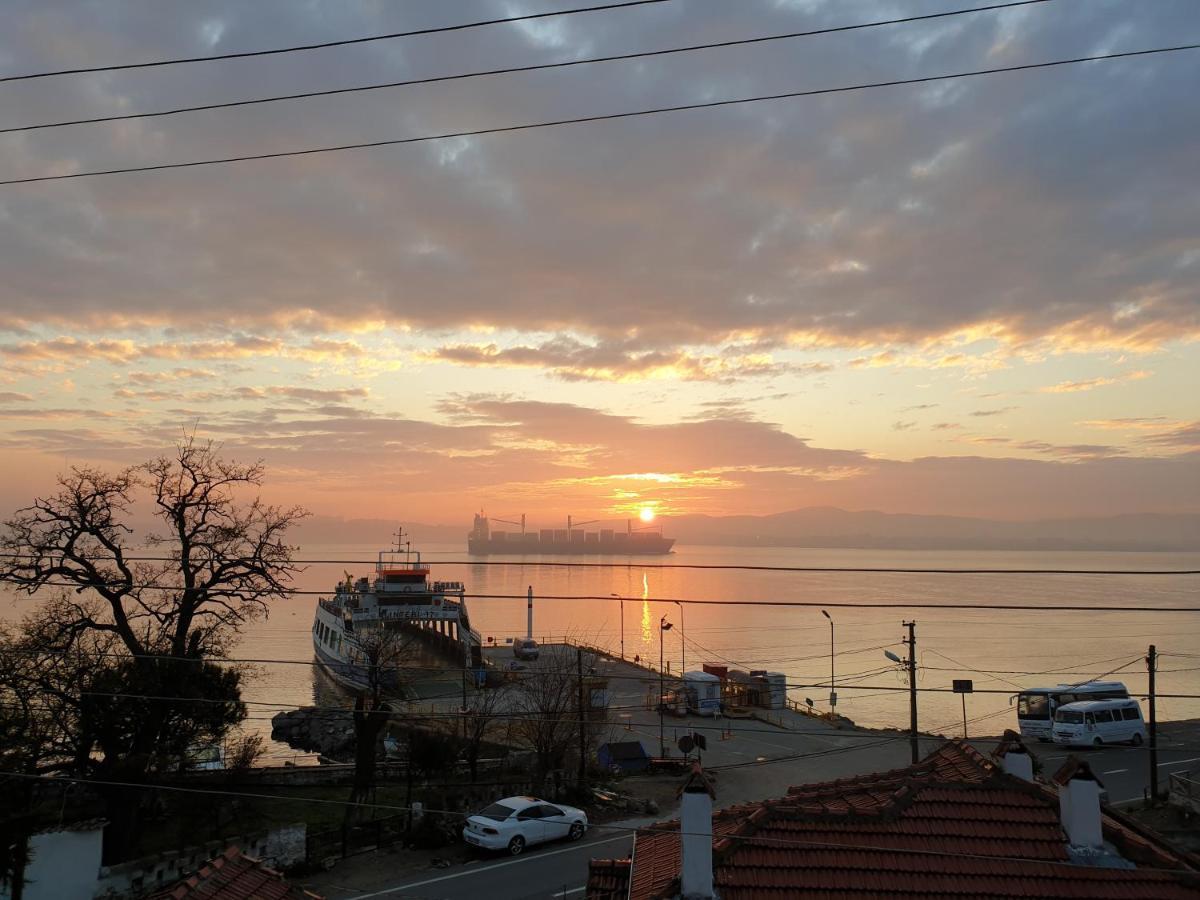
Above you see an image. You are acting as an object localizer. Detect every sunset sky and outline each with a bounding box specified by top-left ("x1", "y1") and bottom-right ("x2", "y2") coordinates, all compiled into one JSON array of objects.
[{"x1": 0, "y1": 0, "x2": 1197, "y2": 526}]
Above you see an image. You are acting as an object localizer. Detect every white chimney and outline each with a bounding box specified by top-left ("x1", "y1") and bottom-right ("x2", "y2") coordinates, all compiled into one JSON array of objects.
[
  {"x1": 679, "y1": 767, "x2": 715, "y2": 900},
  {"x1": 1000, "y1": 746, "x2": 1034, "y2": 782},
  {"x1": 1059, "y1": 767, "x2": 1103, "y2": 849}
]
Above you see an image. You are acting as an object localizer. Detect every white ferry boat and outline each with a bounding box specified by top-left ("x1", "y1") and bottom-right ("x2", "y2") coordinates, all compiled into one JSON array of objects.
[{"x1": 311, "y1": 537, "x2": 482, "y2": 691}]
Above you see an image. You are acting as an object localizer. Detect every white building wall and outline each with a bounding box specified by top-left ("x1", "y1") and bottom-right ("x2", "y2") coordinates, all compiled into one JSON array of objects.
[{"x1": 0, "y1": 827, "x2": 104, "y2": 900}]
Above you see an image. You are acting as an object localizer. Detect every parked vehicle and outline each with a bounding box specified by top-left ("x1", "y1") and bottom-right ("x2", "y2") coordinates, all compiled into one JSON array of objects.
[
  {"x1": 1015, "y1": 681, "x2": 1130, "y2": 741},
  {"x1": 1052, "y1": 698, "x2": 1146, "y2": 748},
  {"x1": 462, "y1": 796, "x2": 587, "y2": 855},
  {"x1": 684, "y1": 671, "x2": 722, "y2": 716},
  {"x1": 512, "y1": 637, "x2": 540, "y2": 661}
]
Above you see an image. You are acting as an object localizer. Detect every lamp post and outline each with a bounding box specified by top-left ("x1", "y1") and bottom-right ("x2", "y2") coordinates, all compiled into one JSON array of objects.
[
  {"x1": 610, "y1": 593, "x2": 625, "y2": 660},
  {"x1": 821, "y1": 609, "x2": 836, "y2": 716},
  {"x1": 659, "y1": 615, "x2": 673, "y2": 755},
  {"x1": 674, "y1": 600, "x2": 685, "y2": 674}
]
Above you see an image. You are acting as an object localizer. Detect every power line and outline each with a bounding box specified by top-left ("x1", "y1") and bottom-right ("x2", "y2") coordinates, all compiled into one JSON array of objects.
[
  {"x1": 4, "y1": 766, "x2": 1197, "y2": 871},
  {"x1": 0, "y1": 1, "x2": 669, "y2": 84},
  {"x1": 3, "y1": 42, "x2": 1197, "y2": 187},
  {"x1": 1, "y1": 0, "x2": 1058, "y2": 135},
  {"x1": 8, "y1": 578, "x2": 1200, "y2": 611},
  {"x1": 4, "y1": 550, "x2": 1195, "y2": 574},
  {"x1": 6, "y1": 652, "x2": 1188, "y2": 697}
]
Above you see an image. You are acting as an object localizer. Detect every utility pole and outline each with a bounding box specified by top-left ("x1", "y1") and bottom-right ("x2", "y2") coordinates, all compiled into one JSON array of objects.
[
  {"x1": 904, "y1": 621, "x2": 919, "y2": 764},
  {"x1": 1148, "y1": 644, "x2": 1158, "y2": 800},
  {"x1": 675, "y1": 600, "x2": 686, "y2": 674},
  {"x1": 659, "y1": 616, "x2": 673, "y2": 756},
  {"x1": 611, "y1": 594, "x2": 625, "y2": 660},
  {"x1": 822, "y1": 610, "x2": 836, "y2": 717},
  {"x1": 577, "y1": 645, "x2": 588, "y2": 790}
]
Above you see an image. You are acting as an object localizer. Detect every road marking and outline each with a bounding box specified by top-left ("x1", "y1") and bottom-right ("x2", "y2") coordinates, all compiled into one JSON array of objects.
[
  {"x1": 343, "y1": 835, "x2": 631, "y2": 899},
  {"x1": 1158, "y1": 756, "x2": 1200, "y2": 768},
  {"x1": 552, "y1": 888, "x2": 585, "y2": 898},
  {"x1": 1102, "y1": 769, "x2": 1128, "y2": 775}
]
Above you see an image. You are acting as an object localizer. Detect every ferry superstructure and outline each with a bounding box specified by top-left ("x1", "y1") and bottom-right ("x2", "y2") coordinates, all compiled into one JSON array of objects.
[{"x1": 311, "y1": 540, "x2": 482, "y2": 691}]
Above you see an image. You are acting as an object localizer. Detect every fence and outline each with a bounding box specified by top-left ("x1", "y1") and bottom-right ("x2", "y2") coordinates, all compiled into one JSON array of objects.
[
  {"x1": 306, "y1": 816, "x2": 407, "y2": 868},
  {"x1": 1168, "y1": 770, "x2": 1200, "y2": 815}
]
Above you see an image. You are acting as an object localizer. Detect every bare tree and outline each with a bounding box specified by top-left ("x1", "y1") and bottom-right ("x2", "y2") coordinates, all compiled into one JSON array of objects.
[
  {"x1": 509, "y1": 648, "x2": 599, "y2": 791},
  {"x1": 345, "y1": 624, "x2": 415, "y2": 820},
  {"x1": 0, "y1": 438, "x2": 305, "y2": 857},
  {"x1": 1, "y1": 437, "x2": 305, "y2": 662},
  {"x1": 461, "y1": 684, "x2": 510, "y2": 782}
]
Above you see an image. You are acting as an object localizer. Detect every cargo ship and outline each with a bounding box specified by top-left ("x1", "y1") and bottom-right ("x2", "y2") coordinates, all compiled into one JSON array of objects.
[{"x1": 468, "y1": 513, "x2": 675, "y2": 555}]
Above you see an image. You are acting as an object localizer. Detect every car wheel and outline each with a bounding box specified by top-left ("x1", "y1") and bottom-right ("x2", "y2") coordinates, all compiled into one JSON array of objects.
[
  {"x1": 1131, "y1": 732, "x2": 1144, "y2": 746},
  {"x1": 507, "y1": 835, "x2": 525, "y2": 856},
  {"x1": 1092, "y1": 736, "x2": 1103, "y2": 748},
  {"x1": 568, "y1": 822, "x2": 585, "y2": 842}
]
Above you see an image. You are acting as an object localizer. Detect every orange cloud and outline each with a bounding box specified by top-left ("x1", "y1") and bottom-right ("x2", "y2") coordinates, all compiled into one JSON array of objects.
[
  {"x1": 423, "y1": 338, "x2": 831, "y2": 383},
  {"x1": 1040, "y1": 370, "x2": 1151, "y2": 393}
]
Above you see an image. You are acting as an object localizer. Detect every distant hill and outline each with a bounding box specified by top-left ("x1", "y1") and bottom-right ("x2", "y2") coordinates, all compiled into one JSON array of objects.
[
  {"x1": 295, "y1": 509, "x2": 1199, "y2": 552},
  {"x1": 666, "y1": 508, "x2": 1200, "y2": 552}
]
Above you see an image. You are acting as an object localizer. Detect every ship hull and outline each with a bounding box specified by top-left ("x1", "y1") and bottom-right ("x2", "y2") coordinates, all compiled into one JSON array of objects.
[{"x1": 468, "y1": 537, "x2": 675, "y2": 555}]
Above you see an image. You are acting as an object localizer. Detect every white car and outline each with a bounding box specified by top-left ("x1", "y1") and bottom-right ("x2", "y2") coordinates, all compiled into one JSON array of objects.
[{"x1": 462, "y1": 796, "x2": 588, "y2": 855}]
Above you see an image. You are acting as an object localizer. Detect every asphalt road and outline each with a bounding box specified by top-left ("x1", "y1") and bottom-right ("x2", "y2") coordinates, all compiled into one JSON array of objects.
[
  {"x1": 1022, "y1": 717, "x2": 1200, "y2": 804},
  {"x1": 308, "y1": 732, "x2": 1200, "y2": 900},
  {"x1": 305, "y1": 651, "x2": 1200, "y2": 900},
  {"x1": 315, "y1": 831, "x2": 632, "y2": 900}
]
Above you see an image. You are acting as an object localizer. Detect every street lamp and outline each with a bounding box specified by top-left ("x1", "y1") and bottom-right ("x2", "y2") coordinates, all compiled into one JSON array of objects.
[
  {"x1": 821, "y1": 609, "x2": 836, "y2": 715},
  {"x1": 674, "y1": 600, "x2": 685, "y2": 674},
  {"x1": 610, "y1": 593, "x2": 625, "y2": 660},
  {"x1": 659, "y1": 616, "x2": 673, "y2": 755}
]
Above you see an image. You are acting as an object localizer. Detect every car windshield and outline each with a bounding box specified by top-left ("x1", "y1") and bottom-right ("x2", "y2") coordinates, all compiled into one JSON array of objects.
[
  {"x1": 1056, "y1": 710, "x2": 1084, "y2": 724},
  {"x1": 1017, "y1": 693, "x2": 1049, "y2": 719},
  {"x1": 476, "y1": 802, "x2": 518, "y2": 822}
]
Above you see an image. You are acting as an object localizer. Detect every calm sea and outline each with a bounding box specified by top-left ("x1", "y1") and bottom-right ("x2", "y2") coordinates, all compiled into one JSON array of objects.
[{"x1": 6, "y1": 543, "x2": 1198, "y2": 755}]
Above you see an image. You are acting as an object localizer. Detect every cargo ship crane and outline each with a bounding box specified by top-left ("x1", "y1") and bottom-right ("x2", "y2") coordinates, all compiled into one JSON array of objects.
[{"x1": 492, "y1": 513, "x2": 525, "y2": 535}]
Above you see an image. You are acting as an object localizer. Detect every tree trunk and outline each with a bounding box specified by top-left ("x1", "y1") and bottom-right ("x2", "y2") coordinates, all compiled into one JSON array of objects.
[{"x1": 346, "y1": 695, "x2": 387, "y2": 824}]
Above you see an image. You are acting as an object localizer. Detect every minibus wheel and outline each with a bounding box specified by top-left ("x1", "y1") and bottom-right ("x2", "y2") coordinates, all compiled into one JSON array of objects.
[
  {"x1": 1131, "y1": 732, "x2": 1144, "y2": 746},
  {"x1": 1092, "y1": 736, "x2": 1103, "y2": 748}
]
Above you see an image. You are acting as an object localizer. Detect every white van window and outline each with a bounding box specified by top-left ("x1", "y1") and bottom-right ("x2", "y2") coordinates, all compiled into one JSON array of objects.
[
  {"x1": 1057, "y1": 710, "x2": 1083, "y2": 724},
  {"x1": 1121, "y1": 707, "x2": 1141, "y2": 721},
  {"x1": 1095, "y1": 709, "x2": 1114, "y2": 723},
  {"x1": 1019, "y1": 694, "x2": 1049, "y2": 719}
]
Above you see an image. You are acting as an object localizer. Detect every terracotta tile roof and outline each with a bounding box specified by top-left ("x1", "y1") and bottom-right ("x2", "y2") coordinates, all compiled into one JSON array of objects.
[
  {"x1": 150, "y1": 846, "x2": 322, "y2": 900},
  {"x1": 586, "y1": 858, "x2": 632, "y2": 899},
  {"x1": 588, "y1": 742, "x2": 1200, "y2": 900}
]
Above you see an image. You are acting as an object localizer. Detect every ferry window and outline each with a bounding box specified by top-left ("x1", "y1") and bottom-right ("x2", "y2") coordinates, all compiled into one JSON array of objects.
[
  {"x1": 1122, "y1": 707, "x2": 1141, "y2": 720},
  {"x1": 1018, "y1": 694, "x2": 1049, "y2": 718},
  {"x1": 1094, "y1": 709, "x2": 1114, "y2": 723}
]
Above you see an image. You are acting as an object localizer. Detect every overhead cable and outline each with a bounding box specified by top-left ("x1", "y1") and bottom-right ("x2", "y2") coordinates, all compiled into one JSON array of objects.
[
  {"x1": 3, "y1": 43, "x2": 1196, "y2": 187},
  {"x1": 0, "y1": 1, "x2": 669, "y2": 84},
  {"x1": 0, "y1": 0, "x2": 1057, "y2": 135}
]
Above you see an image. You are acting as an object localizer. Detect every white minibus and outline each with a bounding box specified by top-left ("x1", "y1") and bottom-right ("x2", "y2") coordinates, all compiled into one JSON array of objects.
[
  {"x1": 1015, "y1": 681, "x2": 1129, "y2": 741},
  {"x1": 1051, "y1": 698, "x2": 1146, "y2": 748}
]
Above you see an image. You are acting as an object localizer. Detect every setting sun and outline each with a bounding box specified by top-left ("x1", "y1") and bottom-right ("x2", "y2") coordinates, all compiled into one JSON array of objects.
[{"x1": 639, "y1": 507, "x2": 656, "y2": 523}]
